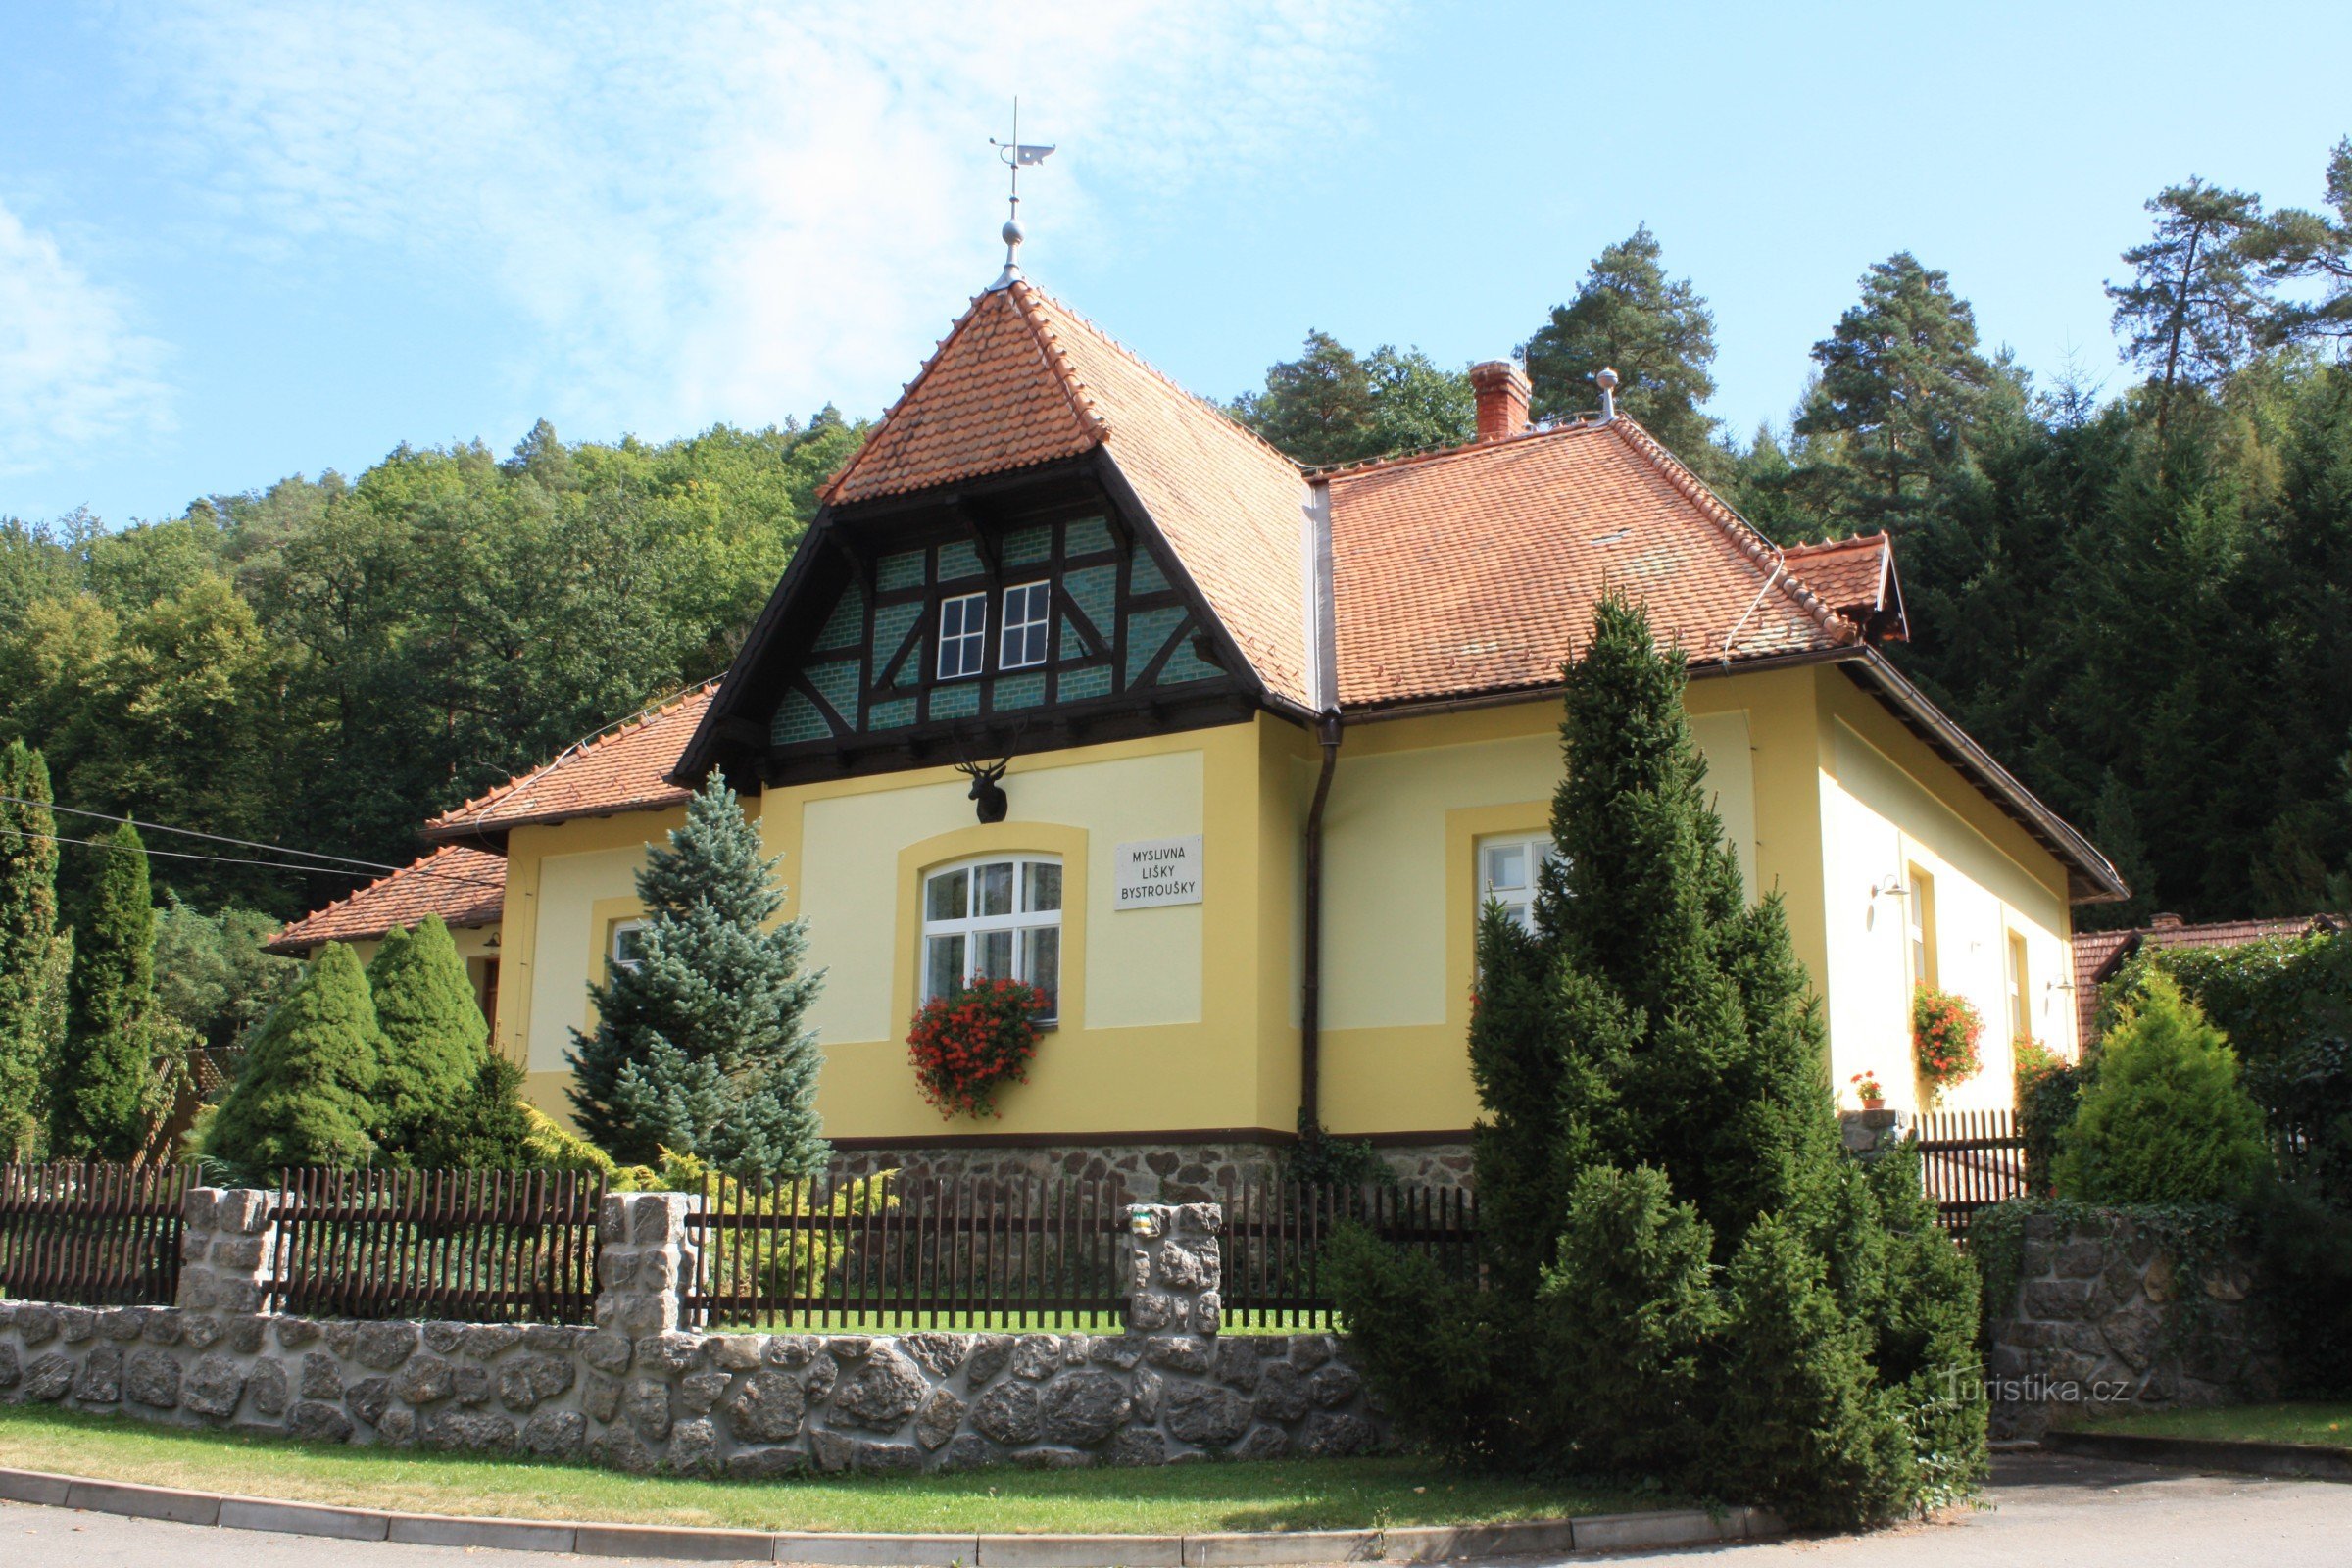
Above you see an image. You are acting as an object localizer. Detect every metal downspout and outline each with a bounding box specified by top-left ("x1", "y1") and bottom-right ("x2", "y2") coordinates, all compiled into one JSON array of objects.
[{"x1": 1300, "y1": 714, "x2": 1341, "y2": 1130}]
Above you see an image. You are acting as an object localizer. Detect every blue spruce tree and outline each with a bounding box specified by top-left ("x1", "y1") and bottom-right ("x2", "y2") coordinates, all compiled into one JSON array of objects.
[{"x1": 567, "y1": 775, "x2": 827, "y2": 1173}]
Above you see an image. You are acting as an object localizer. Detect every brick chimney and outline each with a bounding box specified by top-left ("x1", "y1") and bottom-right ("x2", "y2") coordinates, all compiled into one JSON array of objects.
[
  {"x1": 2150, "y1": 911, "x2": 2184, "y2": 930},
  {"x1": 1469, "y1": 360, "x2": 1530, "y2": 444}
]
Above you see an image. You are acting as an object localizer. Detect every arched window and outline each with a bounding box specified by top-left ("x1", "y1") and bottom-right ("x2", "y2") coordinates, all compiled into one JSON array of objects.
[{"x1": 921, "y1": 856, "x2": 1062, "y2": 1020}]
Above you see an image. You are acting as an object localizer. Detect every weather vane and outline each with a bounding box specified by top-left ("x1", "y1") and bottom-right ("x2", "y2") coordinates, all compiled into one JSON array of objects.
[{"x1": 988, "y1": 99, "x2": 1054, "y2": 289}]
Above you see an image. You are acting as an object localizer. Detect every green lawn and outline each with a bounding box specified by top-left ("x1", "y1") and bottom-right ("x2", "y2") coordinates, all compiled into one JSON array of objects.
[
  {"x1": 2059, "y1": 1401, "x2": 2352, "y2": 1449},
  {"x1": 0, "y1": 1403, "x2": 1659, "y2": 1534}
]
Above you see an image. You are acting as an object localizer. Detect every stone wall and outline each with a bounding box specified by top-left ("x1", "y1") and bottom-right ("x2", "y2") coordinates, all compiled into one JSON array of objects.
[
  {"x1": 825, "y1": 1139, "x2": 1474, "y2": 1199},
  {"x1": 1985, "y1": 1212, "x2": 2281, "y2": 1440},
  {"x1": 0, "y1": 1302, "x2": 1382, "y2": 1475},
  {"x1": 0, "y1": 1191, "x2": 1387, "y2": 1476}
]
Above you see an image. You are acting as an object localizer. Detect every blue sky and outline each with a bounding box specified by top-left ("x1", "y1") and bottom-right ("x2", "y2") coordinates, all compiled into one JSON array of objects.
[{"x1": 4, "y1": 1, "x2": 2348, "y2": 527}]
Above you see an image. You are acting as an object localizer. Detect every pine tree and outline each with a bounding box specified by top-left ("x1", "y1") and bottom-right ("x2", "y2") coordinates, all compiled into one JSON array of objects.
[
  {"x1": 1524, "y1": 224, "x2": 1720, "y2": 454},
  {"x1": 1330, "y1": 594, "x2": 1983, "y2": 1526},
  {"x1": 1233, "y1": 332, "x2": 1473, "y2": 466},
  {"x1": 1795, "y1": 253, "x2": 1996, "y2": 528},
  {"x1": 204, "y1": 941, "x2": 384, "y2": 1174},
  {"x1": 2107, "y1": 179, "x2": 2266, "y2": 442},
  {"x1": 52, "y1": 822, "x2": 177, "y2": 1159},
  {"x1": 0, "y1": 742, "x2": 70, "y2": 1159},
  {"x1": 567, "y1": 774, "x2": 827, "y2": 1173},
  {"x1": 367, "y1": 915, "x2": 526, "y2": 1167}
]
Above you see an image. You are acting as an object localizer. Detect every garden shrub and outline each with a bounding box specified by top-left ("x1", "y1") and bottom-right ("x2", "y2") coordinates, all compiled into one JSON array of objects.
[
  {"x1": 0, "y1": 741, "x2": 69, "y2": 1161},
  {"x1": 568, "y1": 774, "x2": 827, "y2": 1174},
  {"x1": 203, "y1": 942, "x2": 385, "y2": 1175},
  {"x1": 368, "y1": 915, "x2": 529, "y2": 1167},
  {"x1": 2053, "y1": 973, "x2": 2270, "y2": 1204},
  {"x1": 2013, "y1": 1038, "x2": 2087, "y2": 1197},
  {"x1": 53, "y1": 822, "x2": 186, "y2": 1159},
  {"x1": 1328, "y1": 595, "x2": 1982, "y2": 1527}
]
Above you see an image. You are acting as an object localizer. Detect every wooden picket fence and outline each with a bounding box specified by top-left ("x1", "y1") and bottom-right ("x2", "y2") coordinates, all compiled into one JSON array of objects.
[
  {"x1": 1220, "y1": 1179, "x2": 1480, "y2": 1331},
  {"x1": 265, "y1": 1168, "x2": 604, "y2": 1324},
  {"x1": 0, "y1": 1163, "x2": 190, "y2": 1307},
  {"x1": 1913, "y1": 1109, "x2": 2030, "y2": 1237},
  {"x1": 685, "y1": 1171, "x2": 1131, "y2": 1332},
  {"x1": 684, "y1": 1171, "x2": 1482, "y2": 1332}
]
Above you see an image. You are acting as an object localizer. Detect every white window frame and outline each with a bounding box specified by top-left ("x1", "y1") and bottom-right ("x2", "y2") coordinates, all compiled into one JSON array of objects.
[
  {"x1": 921, "y1": 856, "x2": 1063, "y2": 1022},
  {"x1": 938, "y1": 592, "x2": 988, "y2": 680},
  {"x1": 1000, "y1": 581, "x2": 1051, "y2": 670},
  {"x1": 1477, "y1": 832, "x2": 1558, "y2": 935},
  {"x1": 610, "y1": 918, "x2": 648, "y2": 974}
]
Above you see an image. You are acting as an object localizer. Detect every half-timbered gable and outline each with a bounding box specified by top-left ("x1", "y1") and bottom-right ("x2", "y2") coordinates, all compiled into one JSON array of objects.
[{"x1": 684, "y1": 279, "x2": 1307, "y2": 787}]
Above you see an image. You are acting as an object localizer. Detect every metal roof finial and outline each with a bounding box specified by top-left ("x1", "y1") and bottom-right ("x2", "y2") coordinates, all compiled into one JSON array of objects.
[{"x1": 988, "y1": 99, "x2": 1056, "y2": 291}]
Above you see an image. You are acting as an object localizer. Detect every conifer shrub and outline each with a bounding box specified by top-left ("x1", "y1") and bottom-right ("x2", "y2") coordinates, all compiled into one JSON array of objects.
[
  {"x1": 53, "y1": 823, "x2": 185, "y2": 1159},
  {"x1": 1327, "y1": 594, "x2": 1984, "y2": 1527},
  {"x1": 2053, "y1": 972, "x2": 2270, "y2": 1204},
  {"x1": 0, "y1": 741, "x2": 70, "y2": 1160},
  {"x1": 367, "y1": 915, "x2": 527, "y2": 1166},
  {"x1": 203, "y1": 942, "x2": 385, "y2": 1174},
  {"x1": 568, "y1": 774, "x2": 827, "y2": 1174}
]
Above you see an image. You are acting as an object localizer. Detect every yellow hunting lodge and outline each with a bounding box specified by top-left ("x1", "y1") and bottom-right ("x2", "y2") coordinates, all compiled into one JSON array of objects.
[{"x1": 282, "y1": 271, "x2": 2125, "y2": 1184}]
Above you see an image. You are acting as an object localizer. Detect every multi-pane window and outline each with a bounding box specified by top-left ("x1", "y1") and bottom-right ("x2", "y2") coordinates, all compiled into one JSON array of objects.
[
  {"x1": 922, "y1": 857, "x2": 1062, "y2": 1021},
  {"x1": 610, "y1": 918, "x2": 647, "y2": 974},
  {"x1": 938, "y1": 592, "x2": 988, "y2": 680},
  {"x1": 1477, "y1": 833, "x2": 1558, "y2": 934},
  {"x1": 1001, "y1": 582, "x2": 1051, "y2": 670}
]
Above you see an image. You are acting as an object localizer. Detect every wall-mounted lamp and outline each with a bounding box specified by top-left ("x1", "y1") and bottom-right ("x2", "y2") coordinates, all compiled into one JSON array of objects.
[
  {"x1": 2046, "y1": 978, "x2": 2077, "y2": 993},
  {"x1": 1871, "y1": 876, "x2": 1912, "y2": 900}
]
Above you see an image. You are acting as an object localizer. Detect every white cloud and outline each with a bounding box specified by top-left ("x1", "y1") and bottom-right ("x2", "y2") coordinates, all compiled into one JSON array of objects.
[
  {"x1": 122, "y1": 0, "x2": 1400, "y2": 436},
  {"x1": 0, "y1": 202, "x2": 172, "y2": 475}
]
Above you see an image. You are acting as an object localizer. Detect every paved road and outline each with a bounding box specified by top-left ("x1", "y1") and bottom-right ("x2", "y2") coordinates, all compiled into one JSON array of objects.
[{"x1": 5, "y1": 1453, "x2": 2349, "y2": 1567}]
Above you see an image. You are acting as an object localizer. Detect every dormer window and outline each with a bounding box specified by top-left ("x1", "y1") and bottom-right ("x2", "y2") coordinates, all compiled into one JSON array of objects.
[
  {"x1": 939, "y1": 592, "x2": 987, "y2": 680},
  {"x1": 1001, "y1": 582, "x2": 1051, "y2": 670}
]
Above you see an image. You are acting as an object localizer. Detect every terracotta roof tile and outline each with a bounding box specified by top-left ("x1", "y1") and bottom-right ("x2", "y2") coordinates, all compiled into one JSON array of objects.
[
  {"x1": 268, "y1": 845, "x2": 505, "y2": 955},
  {"x1": 1786, "y1": 534, "x2": 1894, "y2": 617},
  {"x1": 1326, "y1": 419, "x2": 1853, "y2": 709},
  {"x1": 2069, "y1": 912, "x2": 2346, "y2": 1048},
  {"x1": 821, "y1": 286, "x2": 1106, "y2": 507},
  {"x1": 423, "y1": 685, "x2": 714, "y2": 840}
]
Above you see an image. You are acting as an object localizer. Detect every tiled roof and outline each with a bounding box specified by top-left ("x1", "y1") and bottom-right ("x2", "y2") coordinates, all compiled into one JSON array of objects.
[
  {"x1": 1786, "y1": 533, "x2": 1901, "y2": 630},
  {"x1": 817, "y1": 280, "x2": 1313, "y2": 709},
  {"x1": 821, "y1": 284, "x2": 1106, "y2": 507},
  {"x1": 423, "y1": 685, "x2": 714, "y2": 841},
  {"x1": 267, "y1": 844, "x2": 506, "y2": 955},
  {"x1": 2070, "y1": 912, "x2": 2346, "y2": 1048},
  {"x1": 1326, "y1": 418, "x2": 1854, "y2": 709}
]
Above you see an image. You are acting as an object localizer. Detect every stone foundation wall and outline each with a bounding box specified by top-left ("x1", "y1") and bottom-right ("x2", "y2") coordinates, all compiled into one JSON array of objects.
[
  {"x1": 0, "y1": 1189, "x2": 1386, "y2": 1476},
  {"x1": 0, "y1": 1303, "x2": 1382, "y2": 1475},
  {"x1": 1986, "y1": 1213, "x2": 2281, "y2": 1440},
  {"x1": 825, "y1": 1140, "x2": 1474, "y2": 1199}
]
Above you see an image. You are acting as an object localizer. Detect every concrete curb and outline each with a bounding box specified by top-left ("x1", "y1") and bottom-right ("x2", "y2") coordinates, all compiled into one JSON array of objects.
[
  {"x1": 0, "y1": 1463, "x2": 1788, "y2": 1563},
  {"x1": 2043, "y1": 1429, "x2": 2352, "y2": 1483}
]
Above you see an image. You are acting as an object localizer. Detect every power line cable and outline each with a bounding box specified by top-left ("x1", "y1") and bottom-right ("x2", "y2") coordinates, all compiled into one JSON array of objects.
[
  {"x1": 0, "y1": 826, "x2": 503, "y2": 890},
  {"x1": 0, "y1": 793, "x2": 492, "y2": 883}
]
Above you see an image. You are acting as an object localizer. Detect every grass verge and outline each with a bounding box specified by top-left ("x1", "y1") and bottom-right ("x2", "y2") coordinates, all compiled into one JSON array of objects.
[
  {"x1": 2058, "y1": 1401, "x2": 2352, "y2": 1449},
  {"x1": 0, "y1": 1403, "x2": 1661, "y2": 1534}
]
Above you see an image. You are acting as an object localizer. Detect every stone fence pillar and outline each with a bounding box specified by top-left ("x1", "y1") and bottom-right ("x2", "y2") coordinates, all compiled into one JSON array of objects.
[
  {"x1": 1124, "y1": 1200, "x2": 1220, "y2": 1336},
  {"x1": 596, "y1": 1191, "x2": 704, "y2": 1337},
  {"x1": 175, "y1": 1186, "x2": 279, "y2": 1313}
]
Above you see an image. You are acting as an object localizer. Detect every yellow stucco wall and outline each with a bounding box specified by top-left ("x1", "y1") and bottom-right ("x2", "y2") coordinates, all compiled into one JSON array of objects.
[
  {"x1": 497, "y1": 662, "x2": 2083, "y2": 1139},
  {"x1": 1814, "y1": 673, "x2": 2076, "y2": 1115}
]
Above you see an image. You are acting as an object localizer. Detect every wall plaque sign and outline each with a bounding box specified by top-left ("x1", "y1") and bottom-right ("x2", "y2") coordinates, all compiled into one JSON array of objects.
[{"x1": 1114, "y1": 835, "x2": 1202, "y2": 909}]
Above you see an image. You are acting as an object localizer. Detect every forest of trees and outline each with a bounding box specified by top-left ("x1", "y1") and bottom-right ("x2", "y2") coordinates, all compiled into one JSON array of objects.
[
  {"x1": 1234, "y1": 140, "x2": 2352, "y2": 927},
  {"x1": 0, "y1": 136, "x2": 2344, "y2": 1012}
]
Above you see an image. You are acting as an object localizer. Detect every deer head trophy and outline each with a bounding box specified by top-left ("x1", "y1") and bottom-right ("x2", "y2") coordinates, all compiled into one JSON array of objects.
[{"x1": 950, "y1": 725, "x2": 1021, "y2": 824}]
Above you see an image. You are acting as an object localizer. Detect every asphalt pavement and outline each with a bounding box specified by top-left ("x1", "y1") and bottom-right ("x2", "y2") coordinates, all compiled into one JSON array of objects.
[{"x1": 4, "y1": 1451, "x2": 2348, "y2": 1567}]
